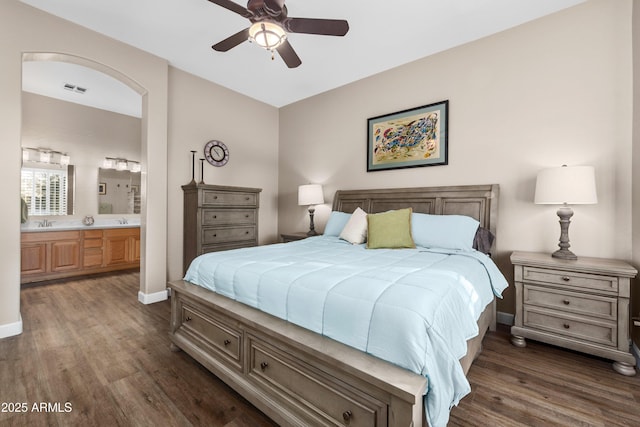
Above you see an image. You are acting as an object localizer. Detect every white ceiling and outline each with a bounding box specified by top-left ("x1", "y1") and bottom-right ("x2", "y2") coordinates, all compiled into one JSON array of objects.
[{"x1": 20, "y1": 0, "x2": 585, "y2": 112}]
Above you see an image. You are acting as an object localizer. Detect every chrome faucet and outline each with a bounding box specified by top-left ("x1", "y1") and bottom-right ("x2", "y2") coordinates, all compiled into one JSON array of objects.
[
  {"x1": 118, "y1": 217, "x2": 128, "y2": 225},
  {"x1": 38, "y1": 219, "x2": 54, "y2": 227}
]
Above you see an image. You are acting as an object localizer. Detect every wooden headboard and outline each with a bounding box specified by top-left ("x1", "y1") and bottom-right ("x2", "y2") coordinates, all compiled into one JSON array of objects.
[{"x1": 332, "y1": 184, "x2": 500, "y2": 244}]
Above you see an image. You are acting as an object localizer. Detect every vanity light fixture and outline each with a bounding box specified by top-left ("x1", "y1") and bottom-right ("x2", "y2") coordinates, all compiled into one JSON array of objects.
[
  {"x1": 103, "y1": 157, "x2": 142, "y2": 173},
  {"x1": 116, "y1": 159, "x2": 128, "y2": 171},
  {"x1": 129, "y1": 162, "x2": 141, "y2": 173},
  {"x1": 22, "y1": 147, "x2": 70, "y2": 167},
  {"x1": 39, "y1": 151, "x2": 51, "y2": 163}
]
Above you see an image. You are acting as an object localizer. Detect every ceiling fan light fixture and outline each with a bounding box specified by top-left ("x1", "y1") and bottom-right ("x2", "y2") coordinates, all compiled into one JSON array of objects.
[{"x1": 249, "y1": 21, "x2": 286, "y2": 51}]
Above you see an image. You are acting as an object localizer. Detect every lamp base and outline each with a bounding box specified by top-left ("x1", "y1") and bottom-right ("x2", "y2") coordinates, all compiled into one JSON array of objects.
[
  {"x1": 307, "y1": 207, "x2": 317, "y2": 236},
  {"x1": 553, "y1": 205, "x2": 578, "y2": 260},
  {"x1": 551, "y1": 248, "x2": 577, "y2": 260}
]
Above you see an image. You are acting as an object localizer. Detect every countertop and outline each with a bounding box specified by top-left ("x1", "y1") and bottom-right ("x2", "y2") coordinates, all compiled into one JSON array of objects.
[{"x1": 21, "y1": 218, "x2": 141, "y2": 232}]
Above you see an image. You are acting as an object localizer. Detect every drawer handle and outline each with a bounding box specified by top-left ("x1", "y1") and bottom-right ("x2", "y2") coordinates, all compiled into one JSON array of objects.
[
  {"x1": 245, "y1": 214, "x2": 250, "y2": 218},
  {"x1": 214, "y1": 196, "x2": 218, "y2": 199},
  {"x1": 563, "y1": 323, "x2": 570, "y2": 329},
  {"x1": 342, "y1": 410, "x2": 352, "y2": 423},
  {"x1": 260, "y1": 361, "x2": 268, "y2": 371},
  {"x1": 223, "y1": 339, "x2": 231, "y2": 346},
  {"x1": 213, "y1": 234, "x2": 217, "y2": 237},
  {"x1": 185, "y1": 316, "x2": 192, "y2": 322},
  {"x1": 245, "y1": 197, "x2": 250, "y2": 200},
  {"x1": 245, "y1": 231, "x2": 249, "y2": 235},
  {"x1": 562, "y1": 276, "x2": 571, "y2": 282},
  {"x1": 213, "y1": 215, "x2": 217, "y2": 219},
  {"x1": 563, "y1": 299, "x2": 570, "y2": 305}
]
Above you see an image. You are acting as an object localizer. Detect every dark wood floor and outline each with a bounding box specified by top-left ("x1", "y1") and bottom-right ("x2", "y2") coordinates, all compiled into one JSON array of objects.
[{"x1": 1, "y1": 272, "x2": 639, "y2": 426}]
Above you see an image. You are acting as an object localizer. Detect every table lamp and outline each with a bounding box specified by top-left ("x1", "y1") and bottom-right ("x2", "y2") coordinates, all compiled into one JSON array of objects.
[
  {"x1": 298, "y1": 184, "x2": 324, "y2": 236},
  {"x1": 534, "y1": 165, "x2": 597, "y2": 260}
]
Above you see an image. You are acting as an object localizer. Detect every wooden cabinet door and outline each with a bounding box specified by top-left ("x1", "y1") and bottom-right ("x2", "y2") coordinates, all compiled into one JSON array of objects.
[
  {"x1": 104, "y1": 235, "x2": 130, "y2": 266},
  {"x1": 21, "y1": 243, "x2": 47, "y2": 275},
  {"x1": 129, "y1": 234, "x2": 141, "y2": 263},
  {"x1": 50, "y1": 240, "x2": 81, "y2": 272}
]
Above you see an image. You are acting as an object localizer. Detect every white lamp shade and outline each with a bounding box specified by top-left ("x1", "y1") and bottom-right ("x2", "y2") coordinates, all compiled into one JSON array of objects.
[
  {"x1": 534, "y1": 165, "x2": 597, "y2": 205},
  {"x1": 298, "y1": 184, "x2": 324, "y2": 206}
]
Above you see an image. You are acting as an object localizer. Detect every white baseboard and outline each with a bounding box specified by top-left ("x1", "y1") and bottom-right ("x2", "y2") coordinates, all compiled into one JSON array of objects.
[
  {"x1": 497, "y1": 311, "x2": 514, "y2": 326},
  {"x1": 0, "y1": 315, "x2": 23, "y2": 339},
  {"x1": 138, "y1": 289, "x2": 168, "y2": 305}
]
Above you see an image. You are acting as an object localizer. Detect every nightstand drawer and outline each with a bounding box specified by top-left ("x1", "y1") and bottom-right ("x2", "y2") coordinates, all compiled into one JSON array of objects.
[
  {"x1": 523, "y1": 266, "x2": 618, "y2": 294},
  {"x1": 523, "y1": 307, "x2": 616, "y2": 347},
  {"x1": 524, "y1": 285, "x2": 617, "y2": 321}
]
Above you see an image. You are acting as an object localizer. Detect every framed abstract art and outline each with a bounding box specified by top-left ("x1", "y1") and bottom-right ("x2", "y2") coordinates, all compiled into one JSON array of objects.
[{"x1": 367, "y1": 100, "x2": 448, "y2": 171}]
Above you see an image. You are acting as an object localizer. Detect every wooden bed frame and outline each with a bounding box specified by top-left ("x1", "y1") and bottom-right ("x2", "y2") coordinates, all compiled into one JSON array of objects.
[{"x1": 168, "y1": 184, "x2": 500, "y2": 427}]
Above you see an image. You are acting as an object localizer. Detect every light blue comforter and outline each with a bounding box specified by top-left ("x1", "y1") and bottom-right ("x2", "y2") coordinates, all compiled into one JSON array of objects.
[{"x1": 184, "y1": 236, "x2": 508, "y2": 427}]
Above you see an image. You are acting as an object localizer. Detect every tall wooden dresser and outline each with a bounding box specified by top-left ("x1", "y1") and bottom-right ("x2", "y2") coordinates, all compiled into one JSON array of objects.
[{"x1": 182, "y1": 183, "x2": 261, "y2": 273}]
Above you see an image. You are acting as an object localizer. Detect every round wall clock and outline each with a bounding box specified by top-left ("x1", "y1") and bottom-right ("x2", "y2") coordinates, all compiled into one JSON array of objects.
[{"x1": 204, "y1": 140, "x2": 229, "y2": 167}]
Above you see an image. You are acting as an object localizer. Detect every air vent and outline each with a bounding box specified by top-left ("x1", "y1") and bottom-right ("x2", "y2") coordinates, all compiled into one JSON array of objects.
[{"x1": 62, "y1": 83, "x2": 87, "y2": 94}]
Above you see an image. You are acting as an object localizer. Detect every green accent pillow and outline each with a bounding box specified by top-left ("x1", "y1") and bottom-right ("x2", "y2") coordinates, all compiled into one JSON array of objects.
[{"x1": 366, "y1": 208, "x2": 416, "y2": 249}]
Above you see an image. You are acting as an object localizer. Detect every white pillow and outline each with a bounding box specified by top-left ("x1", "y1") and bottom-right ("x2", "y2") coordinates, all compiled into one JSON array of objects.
[{"x1": 339, "y1": 207, "x2": 368, "y2": 244}]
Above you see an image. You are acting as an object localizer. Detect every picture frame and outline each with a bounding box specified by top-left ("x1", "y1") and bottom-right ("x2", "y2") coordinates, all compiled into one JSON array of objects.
[
  {"x1": 98, "y1": 183, "x2": 106, "y2": 195},
  {"x1": 367, "y1": 100, "x2": 448, "y2": 172}
]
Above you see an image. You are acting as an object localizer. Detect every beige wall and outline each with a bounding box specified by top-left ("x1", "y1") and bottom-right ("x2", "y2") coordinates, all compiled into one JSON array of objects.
[
  {"x1": 278, "y1": 0, "x2": 634, "y2": 316},
  {"x1": 22, "y1": 92, "x2": 141, "y2": 217},
  {"x1": 166, "y1": 67, "x2": 279, "y2": 280}
]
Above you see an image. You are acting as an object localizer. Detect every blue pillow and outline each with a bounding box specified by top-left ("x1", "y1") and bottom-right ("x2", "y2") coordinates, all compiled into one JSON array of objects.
[
  {"x1": 411, "y1": 213, "x2": 480, "y2": 251},
  {"x1": 324, "y1": 211, "x2": 352, "y2": 236}
]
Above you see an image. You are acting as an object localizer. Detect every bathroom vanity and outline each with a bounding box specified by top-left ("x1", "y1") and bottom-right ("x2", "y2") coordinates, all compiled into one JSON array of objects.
[{"x1": 20, "y1": 221, "x2": 140, "y2": 284}]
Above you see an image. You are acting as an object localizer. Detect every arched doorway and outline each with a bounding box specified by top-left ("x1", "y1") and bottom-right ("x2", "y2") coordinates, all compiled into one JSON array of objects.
[{"x1": 21, "y1": 52, "x2": 154, "y2": 300}]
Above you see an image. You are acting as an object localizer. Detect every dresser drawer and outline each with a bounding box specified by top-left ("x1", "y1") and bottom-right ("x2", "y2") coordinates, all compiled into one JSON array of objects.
[
  {"x1": 181, "y1": 303, "x2": 242, "y2": 370},
  {"x1": 523, "y1": 307, "x2": 616, "y2": 347},
  {"x1": 202, "y1": 209, "x2": 256, "y2": 226},
  {"x1": 249, "y1": 338, "x2": 386, "y2": 427},
  {"x1": 201, "y1": 242, "x2": 256, "y2": 254},
  {"x1": 524, "y1": 285, "x2": 617, "y2": 321},
  {"x1": 523, "y1": 266, "x2": 618, "y2": 294},
  {"x1": 202, "y1": 226, "x2": 256, "y2": 245},
  {"x1": 202, "y1": 190, "x2": 258, "y2": 207}
]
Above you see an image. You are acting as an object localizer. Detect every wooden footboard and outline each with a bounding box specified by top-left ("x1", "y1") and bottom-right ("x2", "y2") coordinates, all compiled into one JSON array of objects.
[{"x1": 168, "y1": 279, "x2": 494, "y2": 427}]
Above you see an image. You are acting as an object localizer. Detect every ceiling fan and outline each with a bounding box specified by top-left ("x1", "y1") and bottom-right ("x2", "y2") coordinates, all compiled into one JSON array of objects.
[{"x1": 207, "y1": 0, "x2": 349, "y2": 68}]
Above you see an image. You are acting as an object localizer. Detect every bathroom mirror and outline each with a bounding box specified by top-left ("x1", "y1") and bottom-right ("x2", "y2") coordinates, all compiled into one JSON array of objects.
[
  {"x1": 20, "y1": 163, "x2": 75, "y2": 217},
  {"x1": 97, "y1": 168, "x2": 141, "y2": 214}
]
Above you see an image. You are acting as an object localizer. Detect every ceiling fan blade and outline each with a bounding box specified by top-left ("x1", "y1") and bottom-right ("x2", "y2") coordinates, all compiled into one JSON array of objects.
[
  {"x1": 276, "y1": 40, "x2": 302, "y2": 68},
  {"x1": 283, "y1": 18, "x2": 349, "y2": 36},
  {"x1": 212, "y1": 28, "x2": 250, "y2": 52},
  {"x1": 206, "y1": 0, "x2": 253, "y2": 19}
]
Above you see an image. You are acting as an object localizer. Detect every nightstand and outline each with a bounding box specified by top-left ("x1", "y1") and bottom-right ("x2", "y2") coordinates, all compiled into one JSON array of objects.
[
  {"x1": 280, "y1": 232, "x2": 313, "y2": 243},
  {"x1": 511, "y1": 251, "x2": 638, "y2": 376}
]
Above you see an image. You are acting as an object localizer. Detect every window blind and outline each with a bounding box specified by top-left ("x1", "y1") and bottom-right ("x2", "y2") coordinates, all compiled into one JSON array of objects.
[{"x1": 21, "y1": 167, "x2": 68, "y2": 216}]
